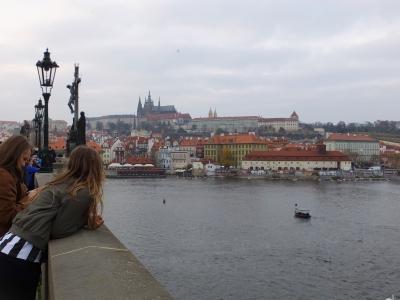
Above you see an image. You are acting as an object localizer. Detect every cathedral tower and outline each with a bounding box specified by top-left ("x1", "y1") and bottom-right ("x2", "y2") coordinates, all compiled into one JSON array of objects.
[
  {"x1": 137, "y1": 97, "x2": 143, "y2": 117},
  {"x1": 208, "y1": 107, "x2": 213, "y2": 118}
]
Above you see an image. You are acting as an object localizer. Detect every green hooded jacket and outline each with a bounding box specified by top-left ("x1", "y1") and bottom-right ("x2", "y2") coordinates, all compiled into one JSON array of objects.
[{"x1": 10, "y1": 181, "x2": 92, "y2": 251}]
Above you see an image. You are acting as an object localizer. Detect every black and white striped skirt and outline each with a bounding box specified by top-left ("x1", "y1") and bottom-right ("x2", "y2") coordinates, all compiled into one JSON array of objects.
[{"x1": 0, "y1": 232, "x2": 42, "y2": 263}]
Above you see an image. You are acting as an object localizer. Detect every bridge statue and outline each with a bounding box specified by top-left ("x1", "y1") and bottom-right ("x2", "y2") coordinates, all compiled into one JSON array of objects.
[
  {"x1": 67, "y1": 64, "x2": 81, "y2": 114},
  {"x1": 20, "y1": 120, "x2": 31, "y2": 139},
  {"x1": 77, "y1": 111, "x2": 86, "y2": 145},
  {"x1": 66, "y1": 65, "x2": 85, "y2": 156}
]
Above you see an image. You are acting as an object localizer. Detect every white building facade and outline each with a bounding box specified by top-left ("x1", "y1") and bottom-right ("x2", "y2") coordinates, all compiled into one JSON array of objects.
[
  {"x1": 258, "y1": 111, "x2": 299, "y2": 132},
  {"x1": 157, "y1": 148, "x2": 172, "y2": 170},
  {"x1": 324, "y1": 133, "x2": 380, "y2": 163},
  {"x1": 191, "y1": 116, "x2": 259, "y2": 133},
  {"x1": 242, "y1": 146, "x2": 352, "y2": 171},
  {"x1": 171, "y1": 150, "x2": 191, "y2": 171}
]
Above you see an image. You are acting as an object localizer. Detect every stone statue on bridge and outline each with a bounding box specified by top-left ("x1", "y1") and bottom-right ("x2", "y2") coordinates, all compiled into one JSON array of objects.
[
  {"x1": 77, "y1": 111, "x2": 86, "y2": 145},
  {"x1": 20, "y1": 120, "x2": 31, "y2": 139},
  {"x1": 67, "y1": 65, "x2": 81, "y2": 114},
  {"x1": 66, "y1": 65, "x2": 85, "y2": 156}
]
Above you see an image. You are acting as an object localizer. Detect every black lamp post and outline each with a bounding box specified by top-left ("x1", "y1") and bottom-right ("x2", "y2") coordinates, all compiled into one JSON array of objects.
[
  {"x1": 32, "y1": 117, "x2": 38, "y2": 148},
  {"x1": 34, "y1": 99, "x2": 44, "y2": 151},
  {"x1": 36, "y1": 49, "x2": 59, "y2": 172}
]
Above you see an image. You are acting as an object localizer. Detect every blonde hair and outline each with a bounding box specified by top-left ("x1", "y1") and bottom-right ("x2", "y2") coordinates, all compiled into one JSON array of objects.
[{"x1": 44, "y1": 146, "x2": 104, "y2": 229}]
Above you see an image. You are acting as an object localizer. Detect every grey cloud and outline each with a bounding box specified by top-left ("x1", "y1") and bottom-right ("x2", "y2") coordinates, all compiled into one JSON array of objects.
[{"x1": 1, "y1": 0, "x2": 400, "y2": 123}]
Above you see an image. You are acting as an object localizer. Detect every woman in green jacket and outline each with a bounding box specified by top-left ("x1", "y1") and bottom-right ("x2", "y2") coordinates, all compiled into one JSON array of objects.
[{"x1": 0, "y1": 146, "x2": 104, "y2": 300}]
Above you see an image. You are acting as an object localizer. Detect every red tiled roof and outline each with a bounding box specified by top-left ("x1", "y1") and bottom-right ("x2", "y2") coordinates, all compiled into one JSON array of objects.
[
  {"x1": 125, "y1": 156, "x2": 154, "y2": 164},
  {"x1": 244, "y1": 150, "x2": 350, "y2": 161},
  {"x1": 102, "y1": 138, "x2": 115, "y2": 148},
  {"x1": 282, "y1": 143, "x2": 307, "y2": 150},
  {"x1": 326, "y1": 133, "x2": 377, "y2": 142},
  {"x1": 86, "y1": 140, "x2": 102, "y2": 153},
  {"x1": 151, "y1": 141, "x2": 164, "y2": 150},
  {"x1": 136, "y1": 137, "x2": 148, "y2": 144},
  {"x1": 180, "y1": 137, "x2": 208, "y2": 147},
  {"x1": 49, "y1": 138, "x2": 66, "y2": 151}
]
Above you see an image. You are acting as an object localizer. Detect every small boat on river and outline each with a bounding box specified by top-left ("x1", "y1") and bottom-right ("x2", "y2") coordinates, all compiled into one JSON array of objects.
[{"x1": 294, "y1": 204, "x2": 311, "y2": 219}]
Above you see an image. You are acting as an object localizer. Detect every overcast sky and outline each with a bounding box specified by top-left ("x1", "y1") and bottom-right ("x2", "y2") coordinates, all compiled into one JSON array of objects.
[{"x1": 1, "y1": 0, "x2": 400, "y2": 124}]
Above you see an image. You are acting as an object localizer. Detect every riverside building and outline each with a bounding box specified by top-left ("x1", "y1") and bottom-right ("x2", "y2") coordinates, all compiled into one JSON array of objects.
[
  {"x1": 324, "y1": 133, "x2": 380, "y2": 163},
  {"x1": 204, "y1": 134, "x2": 268, "y2": 168},
  {"x1": 242, "y1": 144, "x2": 352, "y2": 171}
]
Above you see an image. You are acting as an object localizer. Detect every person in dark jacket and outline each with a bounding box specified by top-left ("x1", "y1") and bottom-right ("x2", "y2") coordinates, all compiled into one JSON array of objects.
[
  {"x1": 0, "y1": 135, "x2": 33, "y2": 237},
  {"x1": 0, "y1": 146, "x2": 105, "y2": 300},
  {"x1": 23, "y1": 157, "x2": 40, "y2": 191}
]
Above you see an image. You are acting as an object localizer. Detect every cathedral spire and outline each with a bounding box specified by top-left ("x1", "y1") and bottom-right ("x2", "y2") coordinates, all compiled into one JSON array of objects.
[
  {"x1": 213, "y1": 108, "x2": 217, "y2": 118},
  {"x1": 137, "y1": 97, "x2": 143, "y2": 117},
  {"x1": 158, "y1": 96, "x2": 160, "y2": 107},
  {"x1": 208, "y1": 107, "x2": 213, "y2": 118}
]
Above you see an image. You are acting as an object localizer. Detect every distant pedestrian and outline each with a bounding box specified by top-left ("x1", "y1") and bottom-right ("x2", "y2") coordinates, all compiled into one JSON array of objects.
[
  {"x1": 23, "y1": 157, "x2": 40, "y2": 191},
  {"x1": 0, "y1": 145, "x2": 104, "y2": 300},
  {"x1": 49, "y1": 147, "x2": 56, "y2": 163}
]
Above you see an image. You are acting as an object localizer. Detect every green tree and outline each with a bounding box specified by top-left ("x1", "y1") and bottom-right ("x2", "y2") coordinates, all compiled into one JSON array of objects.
[
  {"x1": 219, "y1": 148, "x2": 234, "y2": 167},
  {"x1": 177, "y1": 128, "x2": 186, "y2": 134},
  {"x1": 215, "y1": 128, "x2": 228, "y2": 135}
]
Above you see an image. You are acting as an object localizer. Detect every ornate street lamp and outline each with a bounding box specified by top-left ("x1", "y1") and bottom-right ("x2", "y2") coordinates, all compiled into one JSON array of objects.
[
  {"x1": 34, "y1": 99, "x2": 44, "y2": 151},
  {"x1": 36, "y1": 49, "x2": 59, "y2": 172}
]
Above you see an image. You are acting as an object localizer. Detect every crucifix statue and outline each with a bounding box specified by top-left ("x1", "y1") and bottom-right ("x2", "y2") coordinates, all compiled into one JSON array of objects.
[
  {"x1": 67, "y1": 64, "x2": 81, "y2": 124},
  {"x1": 66, "y1": 64, "x2": 85, "y2": 156}
]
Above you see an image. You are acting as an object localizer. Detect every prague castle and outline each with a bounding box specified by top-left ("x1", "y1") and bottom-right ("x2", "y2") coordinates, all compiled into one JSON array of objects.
[
  {"x1": 87, "y1": 90, "x2": 298, "y2": 133},
  {"x1": 137, "y1": 91, "x2": 177, "y2": 117}
]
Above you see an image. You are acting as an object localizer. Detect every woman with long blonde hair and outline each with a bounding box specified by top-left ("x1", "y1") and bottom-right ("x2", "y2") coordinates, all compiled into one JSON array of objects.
[{"x1": 0, "y1": 146, "x2": 104, "y2": 300}]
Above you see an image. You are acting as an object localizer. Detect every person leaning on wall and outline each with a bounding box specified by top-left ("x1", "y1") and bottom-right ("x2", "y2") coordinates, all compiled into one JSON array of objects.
[
  {"x1": 0, "y1": 145, "x2": 104, "y2": 300},
  {"x1": 0, "y1": 136, "x2": 35, "y2": 237}
]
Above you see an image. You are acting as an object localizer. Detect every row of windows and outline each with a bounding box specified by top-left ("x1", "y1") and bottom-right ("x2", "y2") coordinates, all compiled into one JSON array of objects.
[
  {"x1": 327, "y1": 142, "x2": 379, "y2": 149},
  {"x1": 204, "y1": 150, "x2": 253, "y2": 156},
  {"x1": 245, "y1": 161, "x2": 336, "y2": 165},
  {"x1": 205, "y1": 144, "x2": 264, "y2": 149}
]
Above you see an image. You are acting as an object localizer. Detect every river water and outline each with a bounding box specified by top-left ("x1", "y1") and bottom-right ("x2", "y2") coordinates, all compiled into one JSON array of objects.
[{"x1": 103, "y1": 178, "x2": 400, "y2": 300}]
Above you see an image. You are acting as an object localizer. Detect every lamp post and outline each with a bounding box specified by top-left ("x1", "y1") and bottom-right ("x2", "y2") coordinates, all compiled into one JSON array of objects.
[
  {"x1": 34, "y1": 99, "x2": 44, "y2": 151},
  {"x1": 36, "y1": 49, "x2": 58, "y2": 172},
  {"x1": 32, "y1": 117, "x2": 38, "y2": 148}
]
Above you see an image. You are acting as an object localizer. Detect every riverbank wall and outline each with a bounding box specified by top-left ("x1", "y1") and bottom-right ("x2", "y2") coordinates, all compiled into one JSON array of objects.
[{"x1": 36, "y1": 173, "x2": 173, "y2": 300}]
